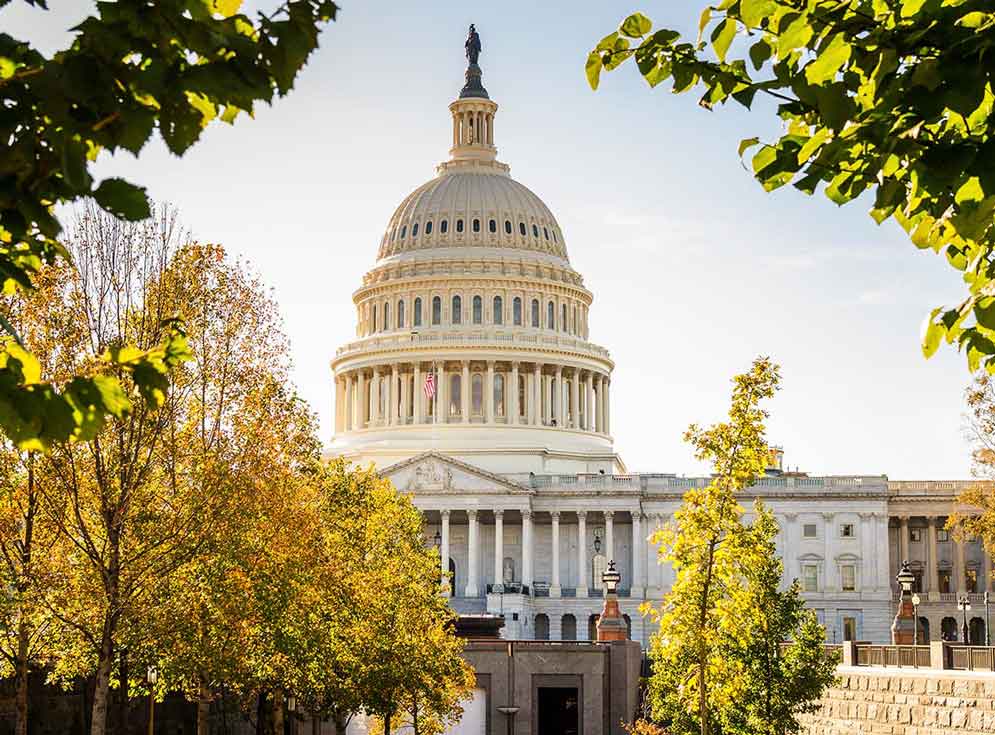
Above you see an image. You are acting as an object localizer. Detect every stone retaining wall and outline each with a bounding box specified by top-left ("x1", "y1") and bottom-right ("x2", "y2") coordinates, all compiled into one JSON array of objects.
[{"x1": 800, "y1": 666, "x2": 995, "y2": 735}]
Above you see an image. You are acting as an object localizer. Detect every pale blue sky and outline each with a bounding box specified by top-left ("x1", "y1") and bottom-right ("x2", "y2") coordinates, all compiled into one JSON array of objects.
[{"x1": 8, "y1": 1, "x2": 974, "y2": 478}]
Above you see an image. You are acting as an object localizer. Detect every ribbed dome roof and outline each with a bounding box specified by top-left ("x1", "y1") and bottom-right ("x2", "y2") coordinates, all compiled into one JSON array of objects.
[{"x1": 377, "y1": 168, "x2": 569, "y2": 262}]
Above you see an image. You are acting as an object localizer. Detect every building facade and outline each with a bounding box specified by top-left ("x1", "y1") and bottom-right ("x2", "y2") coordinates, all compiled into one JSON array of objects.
[{"x1": 327, "y1": 49, "x2": 991, "y2": 647}]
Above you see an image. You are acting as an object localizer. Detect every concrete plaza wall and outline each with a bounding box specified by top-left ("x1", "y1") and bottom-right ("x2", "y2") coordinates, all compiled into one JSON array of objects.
[{"x1": 800, "y1": 666, "x2": 995, "y2": 735}]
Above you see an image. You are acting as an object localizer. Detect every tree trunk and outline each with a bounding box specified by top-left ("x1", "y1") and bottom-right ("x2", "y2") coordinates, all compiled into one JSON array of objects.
[
  {"x1": 332, "y1": 711, "x2": 346, "y2": 735},
  {"x1": 118, "y1": 648, "x2": 129, "y2": 735},
  {"x1": 15, "y1": 619, "x2": 29, "y2": 735},
  {"x1": 256, "y1": 692, "x2": 267, "y2": 735},
  {"x1": 383, "y1": 711, "x2": 391, "y2": 735},
  {"x1": 272, "y1": 689, "x2": 284, "y2": 735},
  {"x1": 197, "y1": 680, "x2": 211, "y2": 735},
  {"x1": 90, "y1": 632, "x2": 114, "y2": 735}
]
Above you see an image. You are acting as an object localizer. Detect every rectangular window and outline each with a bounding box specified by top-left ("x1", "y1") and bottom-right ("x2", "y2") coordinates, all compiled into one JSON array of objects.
[
  {"x1": 841, "y1": 565, "x2": 856, "y2": 591},
  {"x1": 937, "y1": 529, "x2": 949, "y2": 542},
  {"x1": 802, "y1": 564, "x2": 819, "y2": 592},
  {"x1": 843, "y1": 616, "x2": 857, "y2": 642},
  {"x1": 910, "y1": 528, "x2": 922, "y2": 543},
  {"x1": 803, "y1": 523, "x2": 817, "y2": 539},
  {"x1": 938, "y1": 570, "x2": 951, "y2": 593},
  {"x1": 967, "y1": 569, "x2": 978, "y2": 593},
  {"x1": 840, "y1": 523, "x2": 855, "y2": 538}
]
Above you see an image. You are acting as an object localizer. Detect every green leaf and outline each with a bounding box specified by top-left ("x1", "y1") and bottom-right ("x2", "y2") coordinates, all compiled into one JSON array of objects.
[
  {"x1": 777, "y1": 14, "x2": 813, "y2": 57},
  {"x1": 796, "y1": 128, "x2": 831, "y2": 165},
  {"x1": 804, "y1": 34, "x2": 851, "y2": 86},
  {"x1": 0, "y1": 57, "x2": 16, "y2": 79},
  {"x1": 749, "y1": 39, "x2": 772, "y2": 70},
  {"x1": 698, "y1": 7, "x2": 712, "y2": 42},
  {"x1": 900, "y1": 0, "x2": 927, "y2": 17},
  {"x1": 739, "y1": 137, "x2": 760, "y2": 156},
  {"x1": 93, "y1": 178, "x2": 151, "y2": 221},
  {"x1": 711, "y1": 18, "x2": 737, "y2": 63},
  {"x1": 620, "y1": 12, "x2": 652, "y2": 38},
  {"x1": 741, "y1": 0, "x2": 776, "y2": 27},
  {"x1": 921, "y1": 308, "x2": 943, "y2": 358},
  {"x1": 585, "y1": 51, "x2": 603, "y2": 90}
]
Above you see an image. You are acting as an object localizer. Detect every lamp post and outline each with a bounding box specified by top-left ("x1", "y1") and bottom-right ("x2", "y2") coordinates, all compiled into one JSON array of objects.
[
  {"x1": 891, "y1": 560, "x2": 916, "y2": 644},
  {"x1": 593, "y1": 532, "x2": 602, "y2": 554},
  {"x1": 596, "y1": 560, "x2": 626, "y2": 641},
  {"x1": 985, "y1": 591, "x2": 991, "y2": 647},
  {"x1": 433, "y1": 529, "x2": 442, "y2": 549},
  {"x1": 958, "y1": 594, "x2": 972, "y2": 645},
  {"x1": 911, "y1": 594, "x2": 921, "y2": 644},
  {"x1": 146, "y1": 666, "x2": 157, "y2": 735}
]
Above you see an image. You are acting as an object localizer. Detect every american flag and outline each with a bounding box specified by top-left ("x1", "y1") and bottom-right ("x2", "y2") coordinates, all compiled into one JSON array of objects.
[{"x1": 423, "y1": 371, "x2": 436, "y2": 400}]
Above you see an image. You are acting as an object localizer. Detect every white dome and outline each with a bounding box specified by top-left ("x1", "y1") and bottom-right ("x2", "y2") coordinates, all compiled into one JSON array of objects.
[{"x1": 377, "y1": 169, "x2": 569, "y2": 263}]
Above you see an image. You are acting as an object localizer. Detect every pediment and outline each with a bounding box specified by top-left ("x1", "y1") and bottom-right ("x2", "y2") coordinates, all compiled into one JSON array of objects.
[{"x1": 379, "y1": 452, "x2": 530, "y2": 495}]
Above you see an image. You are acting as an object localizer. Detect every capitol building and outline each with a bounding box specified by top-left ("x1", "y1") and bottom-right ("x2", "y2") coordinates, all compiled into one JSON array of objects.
[{"x1": 327, "y1": 46, "x2": 992, "y2": 648}]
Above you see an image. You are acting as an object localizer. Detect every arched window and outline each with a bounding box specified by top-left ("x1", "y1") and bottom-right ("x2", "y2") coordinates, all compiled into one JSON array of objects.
[
  {"x1": 547, "y1": 301, "x2": 555, "y2": 329},
  {"x1": 552, "y1": 229, "x2": 558, "y2": 243},
  {"x1": 450, "y1": 374, "x2": 462, "y2": 417},
  {"x1": 372, "y1": 304, "x2": 378, "y2": 332},
  {"x1": 531, "y1": 299, "x2": 540, "y2": 328},
  {"x1": 562, "y1": 614, "x2": 576, "y2": 641},
  {"x1": 573, "y1": 306, "x2": 578, "y2": 334},
  {"x1": 544, "y1": 226, "x2": 549, "y2": 240},
  {"x1": 471, "y1": 374, "x2": 483, "y2": 415},
  {"x1": 535, "y1": 614, "x2": 550, "y2": 641},
  {"x1": 513, "y1": 297, "x2": 522, "y2": 326},
  {"x1": 390, "y1": 228, "x2": 396, "y2": 242},
  {"x1": 456, "y1": 219, "x2": 464, "y2": 233},
  {"x1": 414, "y1": 297, "x2": 422, "y2": 327},
  {"x1": 452, "y1": 295, "x2": 462, "y2": 325},
  {"x1": 493, "y1": 296, "x2": 503, "y2": 325},
  {"x1": 432, "y1": 296, "x2": 441, "y2": 325},
  {"x1": 412, "y1": 222, "x2": 419, "y2": 237},
  {"x1": 505, "y1": 220, "x2": 512, "y2": 234},
  {"x1": 489, "y1": 219, "x2": 497, "y2": 233},
  {"x1": 494, "y1": 374, "x2": 505, "y2": 417},
  {"x1": 383, "y1": 302, "x2": 390, "y2": 331},
  {"x1": 561, "y1": 303, "x2": 567, "y2": 332},
  {"x1": 397, "y1": 300, "x2": 405, "y2": 329},
  {"x1": 519, "y1": 222, "x2": 526, "y2": 236},
  {"x1": 472, "y1": 218, "x2": 481, "y2": 232},
  {"x1": 532, "y1": 224, "x2": 539, "y2": 238},
  {"x1": 425, "y1": 220, "x2": 433, "y2": 235},
  {"x1": 400, "y1": 225, "x2": 407, "y2": 239},
  {"x1": 518, "y1": 376, "x2": 527, "y2": 418},
  {"x1": 441, "y1": 219, "x2": 448, "y2": 234},
  {"x1": 472, "y1": 295, "x2": 482, "y2": 324}
]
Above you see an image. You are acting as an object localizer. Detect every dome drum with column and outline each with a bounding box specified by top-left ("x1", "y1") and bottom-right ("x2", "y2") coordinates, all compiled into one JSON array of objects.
[{"x1": 329, "y1": 34, "x2": 621, "y2": 475}]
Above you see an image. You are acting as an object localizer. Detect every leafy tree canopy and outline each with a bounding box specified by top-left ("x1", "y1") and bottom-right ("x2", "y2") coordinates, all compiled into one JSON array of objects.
[
  {"x1": 587, "y1": 1, "x2": 995, "y2": 374},
  {"x1": 0, "y1": 0, "x2": 337, "y2": 451}
]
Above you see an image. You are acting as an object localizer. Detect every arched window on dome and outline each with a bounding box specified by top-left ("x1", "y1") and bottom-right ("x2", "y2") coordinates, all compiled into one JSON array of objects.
[
  {"x1": 488, "y1": 219, "x2": 496, "y2": 233},
  {"x1": 493, "y1": 296, "x2": 503, "y2": 325},
  {"x1": 397, "y1": 299, "x2": 405, "y2": 329},
  {"x1": 519, "y1": 222, "x2": 527, "y2": 236},
  {"x1": 452, "y1": 295, "x2": 462, "y2": 325},
  {"x1": 552, "y1": 229, "x2": 558, "y2": 243},
  {"x1": 456, "y1": 219, "x2": 464, "y2": 233},
  {"x1": 383, "y1": 302, "x2": 390, "y2": 331},
  {"x1": 544, "y1": 226, "x2": 549, "y2": 240},
  {"x1": 441, "y1": 219, "x2": 448, "y2": 234},
  {"x1": 472, "y1": 218, "x2": 481, "y2": 233},
  {"x1": 450, "y1": 374, "x2": 462, "y2": 418},
  {"x1": 414, "y1": 298, "x2": 422, "y2": 327},
  {"x1": 472, "y1": 295, "x2": 482, "y2": 325},
  {"x1": 372, "y1": 304, "x2": 378, "y2": 333},
  {"x1": 494, "y1": 374, "x2": 505, "y2": 418},
  {"x1": 471, "y1": 374, "x2": 483, "y2": 415},
  {"x1": 425, "y1": 220, "x2": 433, "y2": 235},
  {"x1": 513, "y1": 297, "x2": 522, "y2": 326},
  {"x1": 505, "y1": 220, "x2": 512, "y2": 234},
  {"x1": 400, "y1": 225, "x2": 407, "y2": 239},
  {"x1": 532, "y1": 224, "x2": 539, "y2": 238},
  {"x1": 390, "y1": 228, "x2": 396, "y2": 242},
  {"x1": 432, "y1": 296, "x2": 441, "y2": 325},
  {"x1": 573, "y1": 306, "x2": 578, "y2": 335},
  {"x1": 547, "y1": 301, "x2": 555, "y2": 330},
  {"x1": 412, "y1": 222, "x2": 419, "y2": 238},
  {"x1": 531, "y1": 299, "x2": 540, "y2": 328},
  {"x1": 561, "y1": 303, "x2": 567, "y2": 332}
]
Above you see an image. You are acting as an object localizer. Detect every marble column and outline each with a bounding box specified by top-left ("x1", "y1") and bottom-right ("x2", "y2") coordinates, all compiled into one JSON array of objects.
[
  {"x1": 533, "y1": 363, "x2": 542, "y2": 426},
  {"x1": 783, "y1": 512, "x2": 798, "y2": 588},
  {"x1": 571, "y1": 370, "x2": 581, "y2": 429},
  {"x1": 440, "y1": 510, "x2": 451, "y2": 597},
  {"x1": 823, "y1": 512, "x2": 835, "y2": 592},
  {"x1": 344, "y1": 373, "x2": 354, "y2": 430},
  {"x1": 899, "y1": 515, "x2": 910, "y2": 563},
  {"x1": 493, "y1": 509, "x2": 504, "y2": 592},
  {"x1": 955, "y1": 536, "x2": 966, "y2": 593},
  {"x1": 466, "y1": 510, "x2": 479, "y2": 597},
  {"x1": 334, "y1": 376, "x2": 343, "y2": 433},
  {"x1": 576, "y1": 511, "x2": 588, "y2": 597},
  {"x1": 984, "y1": 540, "x2": 992, "y2": 592},
  {"x1": 485, "y1": 361, "x2": 495, "y2": 423},
  {"x1": 413, "y1": 363, "x2": 422, "y2": 424},
  {"x1": 585, "y1": 372, "x2": 595, "y2": 431},
  {"x1": 554, "y1": 366, "x2": 563, "y2": 427},
  {"x1": 604, "y1": 379, "x2": 611, "y2": 434},
  {"x1": 389, "y1": 364, "x2": 399, "y2": 425},
  {"x1": 632, "y1": 512, "x2": 644, "y2": 598},
  {"x1": 356, "y1": 370, "x2": 366, "y2": 429},
  {"x1": 522, "y1": 510, "x2": 533, "y2": 587},
  {"x1": 927, "y1": 516, "x2": 939, "y2": 597},
  {"x1": 876, "y1": 514, "x2": 890, "y2": 592},
  {"x1": 510, "y1": 362, "x2": 519, "y2": 425},
  {"x1": 544, "y1": 374, "x2": 553, "y2": 424},
  {"x1": 461, "y1": 360, "x2": 470, "y2": 423},
  {"x1": 594, "y1": 376, "x2": 602, "y2": 433},
  {"x1": 550, "y1": 511, "x2": 562, "y2": 597},
  {"x1": 605, "y1": 510, "x2": 615, "y2": 565}
]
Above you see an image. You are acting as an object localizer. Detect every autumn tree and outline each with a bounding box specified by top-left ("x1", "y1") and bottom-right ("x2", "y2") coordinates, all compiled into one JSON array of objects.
[
  {"x1": 587, "y1": 3, "x2": 995, "y2": 374},
  {"x1": 645, "y1": 358, "x2": 779, "y2": 735},
  {"x1": 0, "y1": 0, "x2": 337, "y2": 450},
  {"x1": 949, "y1": 374, "x2": 995, "y2": 558}
]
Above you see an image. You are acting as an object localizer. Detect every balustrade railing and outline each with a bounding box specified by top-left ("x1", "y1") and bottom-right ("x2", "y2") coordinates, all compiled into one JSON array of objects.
[
  {"x1": 949, "y1": 645, "x2": 995, "y2": 671},
  {"x1": 853, "y1": 644, "x2": 931, "y2": 668}
]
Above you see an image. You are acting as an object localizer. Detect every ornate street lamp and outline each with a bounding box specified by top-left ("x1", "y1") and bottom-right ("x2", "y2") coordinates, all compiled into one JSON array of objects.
[
  {"x1": 958, "y1": 594, "x2": 972, "y2": 645},
  {"x1": 596, "y1": 560, "x2": 626, "y2": 642},
  {"x1": 985, "y1": 591, "x2": 991, "y2": 647},
  {"x1": 433, "y1": 529, "x2": 442, "y2": 548},
  {"x1": 603, "y1": 560, "x2": 621, "y2": 595},
  {"x1": 911, "y1": 594, "x2": 921, "y2": 644},
  {"x1": 891, "y1": 561, "x2": 916, "y2": 644},
  {"x1": 593, "y1": 531, "x2": 602, "y2": 554},
  {"x1": 146, "y1": 666, "x2": 158, "y2": 735}
]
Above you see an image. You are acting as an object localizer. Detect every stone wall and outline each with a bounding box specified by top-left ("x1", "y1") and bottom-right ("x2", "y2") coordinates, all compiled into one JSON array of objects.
[{"x1": 800, "y1": 666, "x2": 995, "y2": 735}]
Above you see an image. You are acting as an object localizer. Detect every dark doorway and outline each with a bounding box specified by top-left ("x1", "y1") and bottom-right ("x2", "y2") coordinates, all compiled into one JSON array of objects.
[
  {"x1": 449, "y1": 558, "x2": 457, "y2": 595},
  {"x1": 537, "y1": 687, "x2": 579, "y2": 735}
]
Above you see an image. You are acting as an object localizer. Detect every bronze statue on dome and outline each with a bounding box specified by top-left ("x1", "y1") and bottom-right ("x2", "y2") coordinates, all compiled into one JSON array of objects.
[{"x1": 465, "y1": 24, "x2": 481, "y2": 65}]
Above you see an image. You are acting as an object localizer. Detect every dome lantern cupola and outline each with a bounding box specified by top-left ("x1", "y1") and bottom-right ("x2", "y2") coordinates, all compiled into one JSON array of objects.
[{"x1": 449, "y1": 24, "x2": 498, "y2": 166}]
